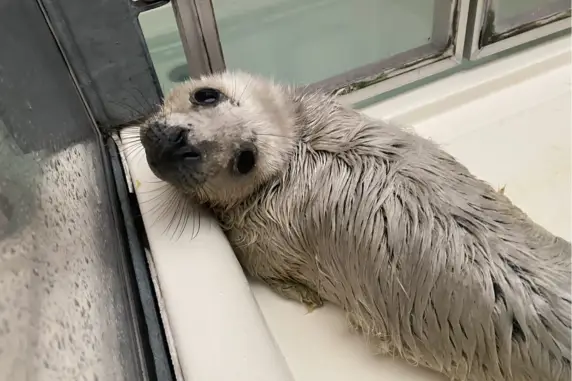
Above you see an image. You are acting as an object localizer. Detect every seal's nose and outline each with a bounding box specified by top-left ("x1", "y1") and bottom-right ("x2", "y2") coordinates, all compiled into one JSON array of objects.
[{"x1": 142, "y1": 123, "x2": 202, "y2": 169}]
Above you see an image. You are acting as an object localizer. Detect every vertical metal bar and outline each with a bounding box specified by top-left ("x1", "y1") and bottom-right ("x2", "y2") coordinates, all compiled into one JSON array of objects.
[
  {"x1": 171, "y1": 0, "x2": 226, "y2": 78},
  {"x1": 195, "y1": 0, "x2": 226, "y2": 73},
  {"x1": 452, "y1": 0, "x2": 471, "y2": 61},
  {"x1": 431, "y1": 0, "x2": 469, "y2": 61},
  {"x1": 171, "y1": 0, "x2": 211, "y2": 77},
  {"x1": 468, "y1": 0, "x2": 488, "y2": 57}
]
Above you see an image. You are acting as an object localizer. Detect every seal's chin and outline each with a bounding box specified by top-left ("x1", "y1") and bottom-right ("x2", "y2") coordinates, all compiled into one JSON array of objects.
[{"x1": 148, "y1": 161, "x2": 205, "y2": 190}]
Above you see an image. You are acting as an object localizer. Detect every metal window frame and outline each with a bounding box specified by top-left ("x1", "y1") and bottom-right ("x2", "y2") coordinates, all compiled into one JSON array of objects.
[
  {"x1": 39, "y1": 0, "x2": 164, "y2": 129},
  {"x1": 467, "y1": 0, "x2": 571, "y2": 61},
  {"x1": 170, "y1": 0, "x2": 470, "y2": 104},
  {"x1": 171, "y1": 0, "x2": 225, "y2": 78}
]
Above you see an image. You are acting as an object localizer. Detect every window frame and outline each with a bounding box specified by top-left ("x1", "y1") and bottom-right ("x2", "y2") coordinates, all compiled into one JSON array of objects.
[
  {"x1": 467, "y1": 0, "x2": 571, "y2": 60},
  {"x1": 170, "y1": 0, "x2": 471, "y2": 104}
]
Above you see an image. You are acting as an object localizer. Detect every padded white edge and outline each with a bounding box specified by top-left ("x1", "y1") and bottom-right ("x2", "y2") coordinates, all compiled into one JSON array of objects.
[{"x1": 120, "y1": 151, "x2": 295, "y2": 381}]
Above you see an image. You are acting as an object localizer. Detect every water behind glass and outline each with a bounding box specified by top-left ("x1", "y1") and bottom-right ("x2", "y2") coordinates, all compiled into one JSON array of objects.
[
  {"x1": 212, "y1": 0, "x2": 435, "y2": 84},
  {"x1": 0, "y1": 2, "x2": 146, "y2": 380}
]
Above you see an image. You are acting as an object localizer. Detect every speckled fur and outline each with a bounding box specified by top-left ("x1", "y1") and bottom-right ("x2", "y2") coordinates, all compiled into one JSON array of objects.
[{"x1": 141, "y1": 71, "x2": 571, "y2": 381}]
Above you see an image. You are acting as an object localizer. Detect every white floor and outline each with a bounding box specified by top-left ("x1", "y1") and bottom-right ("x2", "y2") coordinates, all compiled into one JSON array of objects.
[{"x1": 121, "y1": 36, "x2": 571, "y2": 381}]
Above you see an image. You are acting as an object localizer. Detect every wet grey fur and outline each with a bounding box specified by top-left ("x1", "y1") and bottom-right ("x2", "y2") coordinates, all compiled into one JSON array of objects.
[{"x1": 141, "y1": 72, "x2": 571, "y2": 381}]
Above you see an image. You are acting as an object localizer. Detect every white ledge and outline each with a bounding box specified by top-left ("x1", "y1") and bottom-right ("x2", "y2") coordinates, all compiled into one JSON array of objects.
[{"x1": 121, "y1": 156, "x2": 294, "y2": 381}]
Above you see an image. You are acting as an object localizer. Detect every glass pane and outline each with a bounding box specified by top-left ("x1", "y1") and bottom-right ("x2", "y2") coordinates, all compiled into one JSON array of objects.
[
  {"x1": 212, "y1": 0, "x2": 436, "y2": 85},
  {"x1": 490, "y1": 0, "x2": 570, "y2": 33},
  {"x1": 139, "y1": 5, "x2": 190, "y2": 93},
  {"x1": 0, "y1": 2, "x2": 146, "y2": 379},
  {"x1": 138, "y1": 1, "x2": 443, "y2": 90}
]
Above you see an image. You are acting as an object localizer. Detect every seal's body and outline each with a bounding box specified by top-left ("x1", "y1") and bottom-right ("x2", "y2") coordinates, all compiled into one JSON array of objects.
[{"x1": 140, "y1": 72, "x2": 571, "y2": 381}]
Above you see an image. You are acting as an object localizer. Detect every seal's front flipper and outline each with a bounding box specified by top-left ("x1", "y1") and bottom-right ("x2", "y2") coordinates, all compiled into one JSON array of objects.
[{"x1": 263, "y1": 278, "x2": 324, "y2": 313}]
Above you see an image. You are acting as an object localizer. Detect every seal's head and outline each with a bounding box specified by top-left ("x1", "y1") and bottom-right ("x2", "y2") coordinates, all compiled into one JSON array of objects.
[{"x1": 140, "y1": 72, "x2": 298, "y2": 207}]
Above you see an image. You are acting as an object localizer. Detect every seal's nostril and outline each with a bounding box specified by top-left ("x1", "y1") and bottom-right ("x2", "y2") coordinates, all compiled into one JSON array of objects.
[
  {"x1": 144, "y1": 124, "x2": 202, "y2": 168},
  {"x1": 168, "y1": 128, "x2": 186, "y2": 145}
]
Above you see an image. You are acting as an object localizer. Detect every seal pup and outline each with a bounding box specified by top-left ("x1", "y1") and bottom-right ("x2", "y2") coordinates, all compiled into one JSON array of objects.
[{"x1": 139, "y1": 71, "x2": 571, "y2": 381}]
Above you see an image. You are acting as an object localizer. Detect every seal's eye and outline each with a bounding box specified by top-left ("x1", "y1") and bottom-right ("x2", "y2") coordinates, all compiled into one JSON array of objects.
[
  {"x1": 235, "y1": 149, "x2": 256, "y2": 175},
  {"x1": 190, "y1": 87, "x2": 223, "y2": 106}
]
